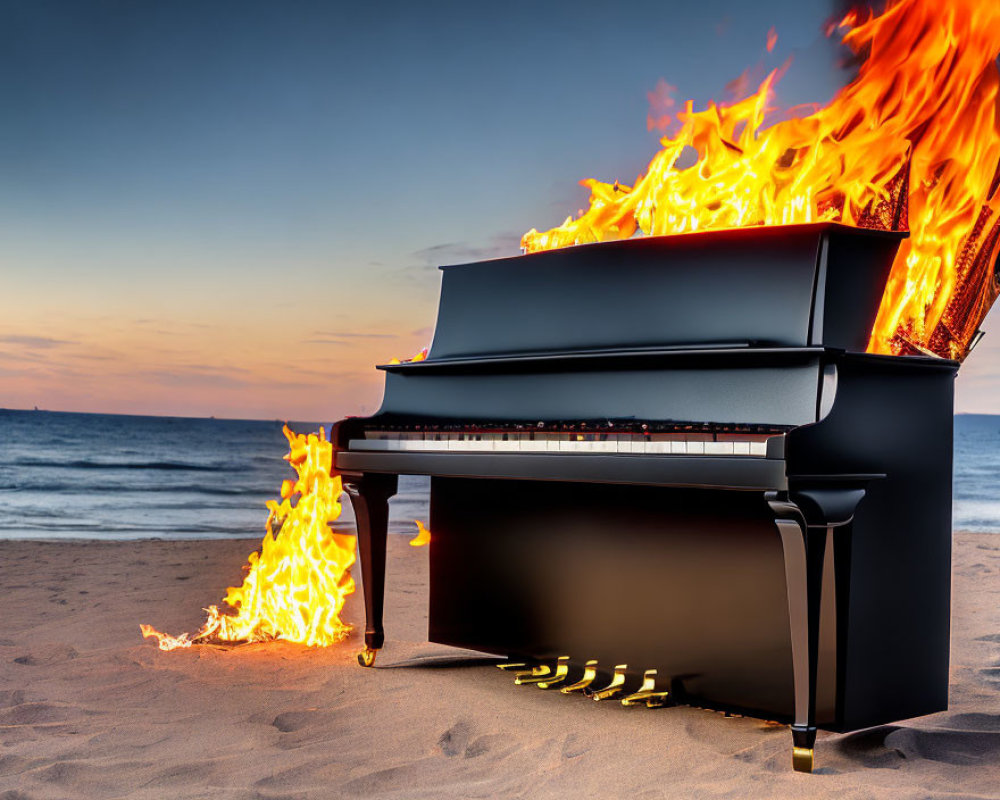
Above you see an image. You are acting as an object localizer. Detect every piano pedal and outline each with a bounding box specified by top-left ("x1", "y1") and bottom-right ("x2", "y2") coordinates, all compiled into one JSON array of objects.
[
  {"x1": 536, "y1": 656, "x2": 571, "y2": 689},
  {"x1": 560, "y1": 659, "x2": 599, "y2": 694},
  {"x1": 357, "y1": 646, "x2": 379, "y2": 668},
  {"x1": 588, "y1": 664, "x2": 629, "y2": 701},
  {"x1": 620, "y1": 669, "x2": 670, "y2": 707},
  {"x1": 496, "y1": 660, "x2": 530, "y2": 671},
  {"x1": 514, "y1": 663, "x2": 556, "y2": 685},
  {"x1": 792, "y1": 747, "x2": 814, "y2": 773}
]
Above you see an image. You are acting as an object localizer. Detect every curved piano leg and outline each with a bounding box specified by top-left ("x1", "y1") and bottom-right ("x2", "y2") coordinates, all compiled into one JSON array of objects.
[
  {"x1": 767, "y1": 493, "x2": 824, "y2": 774},
  {"x1": 344, "y1": 473, "x2": 398, "y2": 668},
  {"x1": 769, "y1": 484, "x2": 868, "y2": 772}
]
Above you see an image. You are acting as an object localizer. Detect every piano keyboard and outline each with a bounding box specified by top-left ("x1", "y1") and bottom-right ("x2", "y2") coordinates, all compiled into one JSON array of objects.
[{"x1": 351, "y1": 431, "x2": 774, "y2": 456}]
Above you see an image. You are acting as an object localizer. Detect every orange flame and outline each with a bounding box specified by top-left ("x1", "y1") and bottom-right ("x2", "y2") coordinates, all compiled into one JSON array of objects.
[
  {"x1": 388, "y1": 347, "x2": 429, "y2": 365},
  {"x1": 409, "y1": 519, "x2": 432, "y2": 547},
  {"x1": 141, "y1": 425, "x2": 355, "y2": 650},
  {"x1": 521, "y1": 0, "x2": 1000, "y2": 360}
]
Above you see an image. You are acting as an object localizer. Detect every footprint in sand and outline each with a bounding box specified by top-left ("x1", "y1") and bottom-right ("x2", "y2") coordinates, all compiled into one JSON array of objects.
[
  {"x1": 0, "y1": 702, "x2": 81, "y2": 726},
  {"x1": 978, "y1": 666, "x2": 1000, "y2": 687},
  {"x1": 437, "y1": 720, "x2": 471, "y2": 756},
  {"x1": 0, "y1": 690, "x2": 25, "y2": 708},
  {"x1": 885, "y1": 725, "x2": 1000, "y2": 766},
  {"x1": 834, "y1": 725, "x2": 906, "y2": 769},
  {"x1": 11, "y1": 644, "x2": 78, "y2": 667},
  {"x1": 270, "y1": 709, "x2": 341, "y2": 741}
]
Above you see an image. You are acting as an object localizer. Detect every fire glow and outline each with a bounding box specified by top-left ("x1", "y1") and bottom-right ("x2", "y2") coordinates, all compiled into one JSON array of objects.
[
  {"x1": 522, "y1": 0, "x2": 1000, "y2": 361},
  {"x1": 410, "y1": 520, "x2": 432, "y2": 547},
  {"x1": 141, "y1": 426, "x2": 355, "y2": 650}
]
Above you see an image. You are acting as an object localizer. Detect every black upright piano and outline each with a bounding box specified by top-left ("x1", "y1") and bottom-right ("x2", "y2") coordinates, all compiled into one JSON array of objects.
[{"x1": 332, "y1": 223, "x2": 957, "y2": 772}]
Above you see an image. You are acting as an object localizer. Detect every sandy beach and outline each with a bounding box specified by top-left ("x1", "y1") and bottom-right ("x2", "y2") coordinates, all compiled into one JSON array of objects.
[{"x1": 1, "y1": 532, "x2": 998, "y2": 800}]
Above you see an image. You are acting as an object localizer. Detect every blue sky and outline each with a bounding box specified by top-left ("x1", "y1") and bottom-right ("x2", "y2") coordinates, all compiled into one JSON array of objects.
[{"x1": 1, "y1": 0, "x2": 996, "y2": 418}]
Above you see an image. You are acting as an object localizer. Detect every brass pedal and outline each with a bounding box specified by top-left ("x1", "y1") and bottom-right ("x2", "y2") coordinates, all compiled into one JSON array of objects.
[
  {"x1": 536, "y1": 656, "x2": 571, "y2": 689},
  {"x1": 589, "y1": 664, "x2": 628, "y2": 701},
  {"x1": 496, "y1": 661, "x2": 529, "y2": 671},
  {"x1": 496, "y1": 661, "x2": 538, "y2": 680},
  {"x1": 621, "y1": 669, "x2": 670, "y2": 707},
  {"x1": 515, "y1": 664, "x2": 555, "y2": 685},
  {"x1": 560, "y1": 659, "x2": 599, "y2": 694}
]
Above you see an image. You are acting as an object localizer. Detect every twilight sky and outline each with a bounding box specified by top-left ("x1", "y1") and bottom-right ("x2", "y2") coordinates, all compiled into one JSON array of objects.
[{"x1": 1, "y1": 0, "x2": 997, "y2": 420}]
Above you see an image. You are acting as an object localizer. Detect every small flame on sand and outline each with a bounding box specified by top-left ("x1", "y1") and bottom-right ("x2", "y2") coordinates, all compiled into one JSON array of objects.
[
  {"x1": 522, "y1": 0, "x2": 1000, "y2": 360},
  {"x1": 409, "y1": 520, "x2": 432, "y2": 547},
  {"x1": 141, "y1": 425, "x2": 355, "y2": 651}
]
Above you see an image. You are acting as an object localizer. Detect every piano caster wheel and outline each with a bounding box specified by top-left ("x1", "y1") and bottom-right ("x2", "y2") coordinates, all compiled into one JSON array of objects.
[
  {"x1": 357, "y1": 646, "x2": 379, "y2": 667},
  {"x1": 792, "y1": 747, "x2": 814, "y2": 773}
]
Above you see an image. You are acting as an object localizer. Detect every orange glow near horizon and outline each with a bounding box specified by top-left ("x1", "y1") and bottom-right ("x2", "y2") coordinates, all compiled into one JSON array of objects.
[
  {"x1": 522, "y1": 0, "x2": 1000, "y2": 361},
  {"x1": 0, "y1": 308, "x2": 425, "y2": 421}
]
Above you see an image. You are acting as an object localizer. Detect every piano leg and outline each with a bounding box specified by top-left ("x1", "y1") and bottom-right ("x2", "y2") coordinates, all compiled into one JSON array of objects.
[
  {"x1": 344, "y1": 473, "x2": 398, "y2": 667},
  {"x1": 767, "y1": 494, "x2": 828, "y2": 774}
]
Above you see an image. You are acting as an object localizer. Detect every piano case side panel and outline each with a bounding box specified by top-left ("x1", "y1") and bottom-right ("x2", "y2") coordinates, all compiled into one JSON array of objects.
[
  {"x1": 428, "y1": 477, "x2": 796, "y2": 721},
  {"x1": 843, "y1": 366, "x2": 954, "y2": 730},
  {"x1": 788, "y1": 357, "x2": 956, "y2": 731}
]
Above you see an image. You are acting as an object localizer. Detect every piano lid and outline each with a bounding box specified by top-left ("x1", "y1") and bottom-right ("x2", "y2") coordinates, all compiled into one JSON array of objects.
[{"x1": 424, "y1": 223, "x2": 905, "y2": 362}]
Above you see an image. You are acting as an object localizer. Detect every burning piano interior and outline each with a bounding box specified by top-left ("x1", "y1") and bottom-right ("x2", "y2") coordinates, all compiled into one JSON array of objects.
[{"x1": 332, "y1": 0, "x2": 1000, "y2": 776}]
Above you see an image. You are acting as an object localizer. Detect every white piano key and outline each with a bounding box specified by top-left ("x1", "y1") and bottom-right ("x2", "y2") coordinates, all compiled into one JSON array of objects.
[
  {"x1": 704, "y1": 441, "x2": 735, "y2": 455},
  {"x1": 480, "y1": 434, "x2": 498, "y2": 451},
  {"x1": 352, "y1": 439, "x2": 390, "y2": 451},
  {"x1": 355, "y1": 429, "x2": 770, "y2": 458}
]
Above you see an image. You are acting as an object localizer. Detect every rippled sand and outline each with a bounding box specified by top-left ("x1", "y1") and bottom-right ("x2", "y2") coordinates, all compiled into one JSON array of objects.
[{"x1": 1, "y1": 533, "x2": 998, "y2": 799}]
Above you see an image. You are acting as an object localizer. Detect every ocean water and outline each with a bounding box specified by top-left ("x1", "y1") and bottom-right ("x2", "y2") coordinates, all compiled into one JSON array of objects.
[
  {"x1": 0, "y1": 409, "x2": 997, "y2": 539},
  {"x1": 0, "y1": 409, "x2": 428, "y2": 541},
  {"x1": 953, "y1": 413, "x2": 1000, "y2": 533}
]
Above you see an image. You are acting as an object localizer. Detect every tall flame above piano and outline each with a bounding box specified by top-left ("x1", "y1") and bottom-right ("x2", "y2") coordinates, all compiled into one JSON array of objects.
[{"x1": 522, "y1": 0, "x2": 1000, "y2": 362}]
